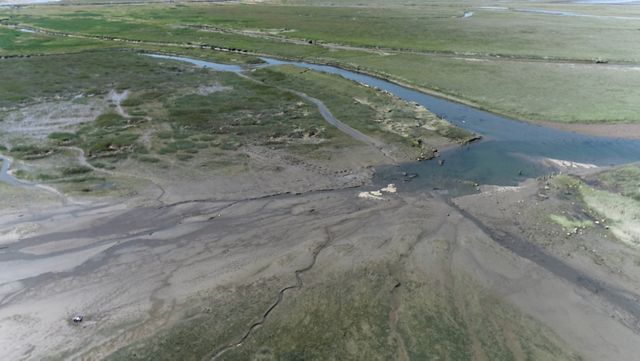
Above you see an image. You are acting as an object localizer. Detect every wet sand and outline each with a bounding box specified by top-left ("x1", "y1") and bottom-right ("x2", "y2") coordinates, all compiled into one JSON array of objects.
[
  {"x1": 539, "y1": 121, "x2": 640, "y2": 140},
  {"x1": 0, "y1": 167, "x2": 639, "y2": 360}
]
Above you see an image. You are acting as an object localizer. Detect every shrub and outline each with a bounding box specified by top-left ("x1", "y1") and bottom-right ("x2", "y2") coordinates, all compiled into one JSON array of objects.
[
  {"x1": 62, "y1": 166, "x2": 92, "y2": 176},
  {"x1": 138, "y1": 156, "x2": 160, "y2": 163},
  {"x1": 95, "y1": 113, "x2": 127, "y2": 128},
  {"x1": 48, "y1": 132, "x2": 78, "y2": 145}
]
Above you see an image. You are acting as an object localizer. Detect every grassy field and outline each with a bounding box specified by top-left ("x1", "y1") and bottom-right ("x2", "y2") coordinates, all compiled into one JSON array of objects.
[
  {"x1": 548, "y1": 167, "x2": 640, "y2": 248},
  {"x1": 0, "y1": 27, "x2": 107, "y2": 54},
  {"x1": 2, "y1": 2, "x2": 640, "y2": 124},
  {"x1": 8, "y1": 2, "x2": 640, "y2": 61},
  {"x1": 106, "y1": 262, "x2": 582, "y2": 361}
]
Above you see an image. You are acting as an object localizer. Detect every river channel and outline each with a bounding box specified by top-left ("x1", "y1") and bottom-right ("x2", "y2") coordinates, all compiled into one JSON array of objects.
[{"x1": 147, "y1": 53, "x2": 640, "y2": 195}]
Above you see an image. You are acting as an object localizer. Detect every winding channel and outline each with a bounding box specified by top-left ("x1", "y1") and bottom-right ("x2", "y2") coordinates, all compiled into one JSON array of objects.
[
  {"x1": 4, "y1": 53, "x2": 640, "y2": 199},
  {"x1": 146, "y1": 53, "x2": 640, "y2": 194},
  {"x1": 0, "y1": 155, "x2": 33, "y2": 187}
]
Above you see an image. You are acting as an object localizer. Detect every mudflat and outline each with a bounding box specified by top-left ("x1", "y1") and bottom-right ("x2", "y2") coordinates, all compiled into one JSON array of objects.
[{"x1": 1, "y1": 1, "x2": 640, "y2": 360}]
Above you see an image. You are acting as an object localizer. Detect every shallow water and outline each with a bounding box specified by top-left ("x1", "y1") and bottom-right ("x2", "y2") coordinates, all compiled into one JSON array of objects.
[
  {"x1": 574, "y1": 0, "x2": 640, "y2": 3},
  {"x1": 145, "y1": 54, "x2": 640, "y2": 194},
  {"x1": 0, "y1": 156, "x2": 32, "y2": 188},
  {"x1": 258, "y1": 58, "x2": 640, "y2": 192},
  {"x1": 512, "y1": 8, "x2": 640, "y2": 20},
  {"x1": 147, "y1": 54, "x2": 245, "y2": 72}
]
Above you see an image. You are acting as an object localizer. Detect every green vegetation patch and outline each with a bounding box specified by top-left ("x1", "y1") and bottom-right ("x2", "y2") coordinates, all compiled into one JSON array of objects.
[
  {"x1": 9, "y1": 144, "x2": 56, "y2": 160},
  {"x1": 0, "y1": 51, "x2": 212, "y2": 109},
  {"x1": 218, "y1": 266, "x2": 396, "y2": 361},
  {"x1": 579, "y1": 183, "x2": 640, "y2": 248},
  {"x1": 161, "y1": 72, "x2": 339, "y2": 150},
  {"x1": 549, "y1": 214, "x2": 593, "y2": 232},
  {"x1": 552, "y1": 172, "x2": 640, "y2": 248},
  {"x1": 595, "y1": 165, "x2": 640, "y2": 201},
  {"x1": 251, "y1": 65, "x2": 471, "y2": 156},
  {"x1": 0, "y1": 27, "x2": 106, "y2": 55},
  {"x1": 99, "y1": 245, "x2": 583, "y2": 361},
  {"x1": 48, "y1": 132, "x2": 79, "y2": 145},
  {"x1": 94, "y1": 113, "x2": 128, "y2": 128},
  {"x1": 106, "y1": 279, "x2": 288, "y2": 361},
  {"x1": 398, "y1": 274, "x2": 582, "y2": 361},
  {"x1": 4, "y1": 3, "x2": 640, "y2": 123}
]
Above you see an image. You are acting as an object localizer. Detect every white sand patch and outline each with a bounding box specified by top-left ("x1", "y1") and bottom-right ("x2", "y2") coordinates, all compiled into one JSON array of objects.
[
  {"x1": 479, "y1": 184, "x2": 524, "y2": 193},
  {"x1": 109, "y1": 89, "x2": 129, "y2": 118},
  {"x1": 0, "y1": 223, "x2": 40, "y2": 246},
  {"x1": 380, "y1": 183, "x2": 397, "y2": 193},
  {"x1": 358, "y1": 191, "x2": 384, "y2": 200},
  {"x1": 358, "y1": 184, "x2": 396, "y2": 200},
  {"x1": 2, "y1": 96, "x2": 109, "y2": 139},
  {"x1": 453, "y1": 57, "x2": 488, "y2": 62},
  {"x1": 542, "y1": 158, "x2": 598, "y2": 170}
]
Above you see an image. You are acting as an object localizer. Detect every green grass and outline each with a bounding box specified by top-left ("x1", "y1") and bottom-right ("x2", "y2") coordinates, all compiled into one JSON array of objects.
[
  {"x1": 251, "y1": 65, "x2": 472, "y2": 153},
  {"x1": 398, "y1": 272, "x2": 582, "y2": 361},
  {"x1": 3, "y1": 50, "x2": 396, "y2": 178},
  {"x1": 165, "y1": 73, "x2": 332, "y2": 142},
  {"x1": 105, "y1": 280, "x2": 288, "y2": 361},
  {"x1": 580, "y1": 185, "x2": 640, "y2": 248},
  {"x1": 219, "y1": 266, "x2": 396, "y2": 361},
  {"x1": 11, "y1": 3, "x2": 639, "y2": 61},
  {"x1": 0, "y1": 50, "x2": 211, "y2": 108},
  {"x1": 549, "y1": 214, "x2": 593, "y2": 232},
  {"x1": 3, "y1": 3, "x2": 640, "y2": 123},
  {"x1": 335, "y1": 52, "x2": 640, "y2": 124},
  {"x1": 594, "y1": 165, "x2": 640, "y2": 201},
  {"x1": 552, "y1": 171, "x2": 640, "y2": 248},
  {"x1": 9, "y1": 143, "x2": 56, "y2": 160},
  {"x1": 0, "y1": 27, "x2": 106, "y2": 54},
  {"x1": 109, "y1": 261, "x2": 581, "y2": 361},
  {"x1": 47, "y1": 132, "x2": 78, "y2": 145}
]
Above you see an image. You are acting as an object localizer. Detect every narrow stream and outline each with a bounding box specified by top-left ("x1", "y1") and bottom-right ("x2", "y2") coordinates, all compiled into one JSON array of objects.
[
  {"x1": 147, "y1": 53, "x2": 640, "y2": 195},
  {"x1": 0, "y1": 155, "x2": 33, "y2": 188}
]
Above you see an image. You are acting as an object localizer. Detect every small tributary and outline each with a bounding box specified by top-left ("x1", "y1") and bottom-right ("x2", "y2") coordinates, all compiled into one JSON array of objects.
[{"x1": 0, "y1": 155, "x2": 33, "y2": 188}]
